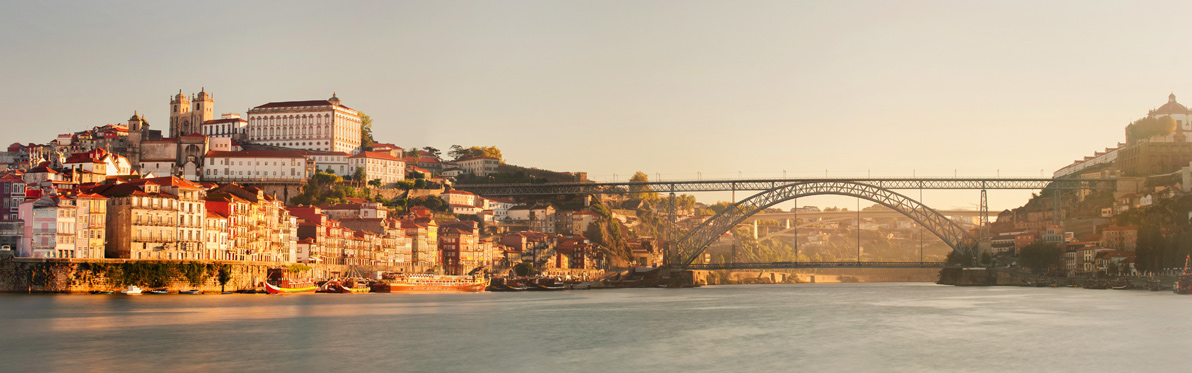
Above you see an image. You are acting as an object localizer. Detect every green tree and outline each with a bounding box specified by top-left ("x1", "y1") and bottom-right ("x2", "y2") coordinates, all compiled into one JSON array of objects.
[
  {"x1": 629, "y1": 171, "x2": 658, "y2": 202},
  {"x1": 448, "y1": 145, "x2": 503, "y2": 161},
  {"x1": 351, "y1": 167, "x2": 366, "y2": 183},
  {"x1": 1126, "y1": 116, "x2": 1177, "y2": 144},
  {"x1": 422, "y1": 146, "x2": 441, "y2": 158},
  {"x1": 217, "y1": 265, "x2": 233, "y2": 293},
  {"x1": 513, "y1": 262, "x2": 535, "y2": 276},
  {"x1": 1019, "y1": 242, "x2": 1062, "y2": 274},
  {"x1": 359, "y1": 112, "x2": 375, "y2": 151},
  {"x1": 368, "y1": 178, "x2": 382, "y2": 188}
]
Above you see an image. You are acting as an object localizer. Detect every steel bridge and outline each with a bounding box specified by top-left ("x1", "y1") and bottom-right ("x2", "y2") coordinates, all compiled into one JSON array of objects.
[
  {"x1": 686, "y1": 261, "x2": 961, "y2": 270},
  {"x1": 456, "y1": 177, "x2": 1114, "y2": 196},
  {"x1": 457, "y1": 177, "x2": 1115, "y2": 270}
]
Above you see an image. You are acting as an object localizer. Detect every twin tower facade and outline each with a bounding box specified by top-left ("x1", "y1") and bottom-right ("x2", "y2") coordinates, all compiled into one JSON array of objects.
[{"x1": 167, "y1": 88, "x2": 362, "y2": 155}]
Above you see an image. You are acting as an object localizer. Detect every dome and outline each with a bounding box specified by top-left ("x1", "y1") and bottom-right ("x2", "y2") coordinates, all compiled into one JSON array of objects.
[
  {"x1": 129, "y1": 111, "x2": 141, "y2": 121},
  {"x1": 329, "y1": 92, "x2": 341, "y2": 105},
  {"x1": 1153, "y1": 94, "x2": 1191, "y2": 115}
]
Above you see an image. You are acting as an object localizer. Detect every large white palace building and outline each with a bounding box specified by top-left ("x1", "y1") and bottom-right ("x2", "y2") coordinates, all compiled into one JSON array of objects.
[{"x1": 245, "y1": 94, "x2": 363, "y2": 154}]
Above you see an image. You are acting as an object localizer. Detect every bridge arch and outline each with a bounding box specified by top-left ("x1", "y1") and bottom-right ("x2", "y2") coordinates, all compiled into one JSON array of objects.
[{"x1": 673, "y1": 181, "x2": 977, "y2": 267}]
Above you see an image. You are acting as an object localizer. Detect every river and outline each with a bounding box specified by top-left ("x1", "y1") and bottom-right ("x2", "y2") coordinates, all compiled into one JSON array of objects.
[{"x1": 3, "y1": 283, "x2": 1191, "y2": 372}]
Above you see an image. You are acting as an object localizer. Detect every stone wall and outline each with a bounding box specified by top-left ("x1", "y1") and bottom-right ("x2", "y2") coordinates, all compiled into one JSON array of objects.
[{"x1": 0, "y1": 252, "x2": 431, "y2": 293}]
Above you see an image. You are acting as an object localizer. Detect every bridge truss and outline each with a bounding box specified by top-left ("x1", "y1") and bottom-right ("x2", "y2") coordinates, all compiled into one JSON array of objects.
[
  {"x1": 455, "y1": 178, "x2": 1114, "y2": 196},
  {"x1": 686, "y1": 261, "x2": 961, "y2": 270},
  {"x1": 456, "y1": 177, "x2": 1116, "y2": 270},
  {"x1": 671, "y1": 181, "x2": 980, "y2": 267}
]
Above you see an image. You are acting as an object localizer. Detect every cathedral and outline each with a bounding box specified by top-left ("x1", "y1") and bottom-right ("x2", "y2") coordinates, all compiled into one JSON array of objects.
[{"x1": 169, "y1": 88, "x2": 214, "y2": 138}]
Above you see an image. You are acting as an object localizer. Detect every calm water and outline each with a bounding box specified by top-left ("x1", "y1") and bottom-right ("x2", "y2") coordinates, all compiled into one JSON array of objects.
[{"x1": 3, "y1": 283, "x2": 1191, "y2": 372}]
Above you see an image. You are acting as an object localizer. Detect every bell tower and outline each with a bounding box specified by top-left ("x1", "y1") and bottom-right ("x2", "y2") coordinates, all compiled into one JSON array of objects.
[
  {"x1": 127, "y1": 111, "x2": 147, "y2": 169},
  {"x1": 170, "y1": 90, "x2": 190, "y2": 138},
  {"x1": 192, "y1": 88, "x2": 214, "y2": 135}
]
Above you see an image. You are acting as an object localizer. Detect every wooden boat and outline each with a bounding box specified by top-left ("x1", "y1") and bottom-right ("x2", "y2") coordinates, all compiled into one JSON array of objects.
[
  {"x1": 529, "y1": 277, "x2": 567, "y2": 291},
  {"x1": 487, "y1": 278, "x2": 529, "y2": 292},
  {"x1": 91, "y1": 290, "x2": 113, "y2": 295},
  {"x1": 1174, "y1": 255, "x2": 1192, "y2": 294},
  {"x1": 180, "y1": 290, "x2": 200, "y2": 295},
  {"x1": 265, "y1": 279, "x2": 318, "y2": 294},
  {"x1": 324, "y1": 279, "x2": 370, "y2": 294},
  {"x1": 120, "y1": 285, "x2": 142, "y2": 295},
  {"x1": 370, "y1": 274, "x2": 487, "y2": 293},
  {"x1": 148, "y1": 290, "x2": 170, "y2": 294}
]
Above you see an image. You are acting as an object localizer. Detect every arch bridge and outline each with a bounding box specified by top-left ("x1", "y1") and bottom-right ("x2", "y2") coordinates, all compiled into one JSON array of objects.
[{"x1": 457, "y1": 177, "x2": 1113, "y2": 269}]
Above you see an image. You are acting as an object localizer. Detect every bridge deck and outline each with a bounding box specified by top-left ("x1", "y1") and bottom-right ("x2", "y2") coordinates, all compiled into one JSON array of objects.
[
  {"x1": 457, "y1": 178, "x2": 1114, "y2": 196},
  {"x1": 685, "y1": 261, "x2": 962, "y2": 270}
]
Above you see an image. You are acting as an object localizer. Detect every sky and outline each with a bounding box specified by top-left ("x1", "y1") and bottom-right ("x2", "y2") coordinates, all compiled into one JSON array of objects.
[{"x1": 3, "y1": 1, "x2": 1192, "y2": 212}]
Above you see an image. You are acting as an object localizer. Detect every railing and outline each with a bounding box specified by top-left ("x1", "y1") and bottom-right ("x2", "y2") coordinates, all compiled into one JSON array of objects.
[
  {"x1": 457, "y1": 178, "x2": 1116, "y2": 196},
  {"x1": 200, "y1": 176, "x2": 305, "y2": 184},
  {"x1": 686, "y1": 261, "x2": 962, "y2": 270}
]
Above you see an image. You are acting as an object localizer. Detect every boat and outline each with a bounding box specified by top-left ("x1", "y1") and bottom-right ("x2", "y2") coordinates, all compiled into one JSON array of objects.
[
  {"x1": 264, "y1": 267, "x2": 317, "y2": 294},
  {"x1": 370, "y1": 273, "x2": 488, "y2": 293},
  {"x1": 148, "y1": 290, "x2": 170, "y2": 294},
  {"x1": 1174, "y1": 255, "x2": 1192, "y2": 294},
  {"x1": 120, "y1": 285, "x2": 142, "y2": 295},
  {"x1": 1083, "y1": 280, "x2": 1108, "y2": 290},
  {"x1": 221, "y1": 291, "x2": 235, "y2": 294},
  {"x1": 180, "y1": 290, "x2": 200, "y2": 295},
  {"x1": 324, "y1": 278, "x2": 370, "y2": 294},
  {"x1": 487, "y1": 278, "x2": 529, "y2": 292},
  {"x1": 91, "y1": 290, "x2": 113, "y2": 295},
  {"x1": 529, "y1": 277, "x2": 567, "y2": 291},
  {"x1": 264, "y1": 279, "x2": 318, "y2": 294}
]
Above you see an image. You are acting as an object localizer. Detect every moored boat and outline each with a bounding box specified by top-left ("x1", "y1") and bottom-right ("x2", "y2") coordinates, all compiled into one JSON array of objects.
[
  {"x1": 120, "y1": 285, "x2": 142, "y2": 295},
  {"x1": 324, "y1": 278, "x2": 370, "y2": 294},
  {"x1": 265, "y1": 267, "x2": 317, "y2": 294},
  {"x1": 180, "y1": 290, "x2": 200, "y2": 295},
  {"x1": 148, "y1": 289, "x2": 170, "y2": 294},
  {"x1": 370, "y1": 273, "x2": 488, "y2": 293},
  {"x1": 1174, "y1": 255, "x2": 1192, "y2": 294},
  {"x1": 265, "y1": 279, "x2": 318, "y2": 294}
]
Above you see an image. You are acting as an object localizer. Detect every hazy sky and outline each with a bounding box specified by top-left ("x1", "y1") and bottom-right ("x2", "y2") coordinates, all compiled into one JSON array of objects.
[{"x1": 3, "y1": 1, "x2": 1191, "y2": 211}]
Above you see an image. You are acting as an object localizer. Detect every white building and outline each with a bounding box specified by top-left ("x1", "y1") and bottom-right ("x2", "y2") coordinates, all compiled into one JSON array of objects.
[
  {"x1": 306, "y1": 151, "x2": 351, "y2": 176},
  {"x1": 457, "y1": 157, "x2": 500, "y2": 177},
  {"x1": 348, "y1": 151, "x2": 405, "y2": 185},
  {"x1": 1150, "y1": 93, "x2": 1192, "y2": 132},
  {"x1": 483, "y1": 197, "x2": 517, "y2": 222},
  {"x1": 202, "y1": 114, "x2": 248, "y2": 138},
  {"x1": 246, "y1": 94, "x2": 363, "y2": 154},
  {"x1": 18, "y1": 195, "x2": 76, "y2": 258},
  {"x1": 441, "y1": 190, "x2": 479, "y2": 207},
  {"x1": 201, "y1": 150, "x2": 313, "y2": 184}
]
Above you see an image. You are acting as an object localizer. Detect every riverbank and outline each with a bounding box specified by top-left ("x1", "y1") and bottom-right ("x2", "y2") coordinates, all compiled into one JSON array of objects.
[
  {"x1": 0, "y1": 252, "x2": 432, "y2": 293},
  {"x1": 937, "y1": 267, "x2": 1175, "y2": 290},
  {"x1": 692, "y1": 268, "x2": 941, "y2": 286}
]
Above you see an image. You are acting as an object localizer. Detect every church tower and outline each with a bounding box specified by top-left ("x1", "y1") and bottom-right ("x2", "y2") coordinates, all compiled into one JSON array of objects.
[
  {"x1": 127, "y1": 111, "x2": 148, "y2": 170},
  {"x1": 170, "y1": 90, "x2": 191, "y2": 138},
  {"x1": 191, "y1": 88, "x2": 214, "y2": 135}
]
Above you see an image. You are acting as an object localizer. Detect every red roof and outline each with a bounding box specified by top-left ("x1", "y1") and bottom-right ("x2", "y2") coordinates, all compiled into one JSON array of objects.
[
  {"x1": 143, "y1": 176, "x2": 205, "y2": 190},
  {"x1": 458, "y1": 156, "x2": 500, "y2": 162},
  {"x1": 203, "y1": 118, "x2": 247, "y2": 124},
  {"x1": 252, "y1": 99, "x2": 353, "y2": 111},
  {"x1": 1152, "y1": 94, "x2": 1192, "y2": 115},
  {"x1": 205, "y1": 150, "x2": 309, "y2": 159},
  {"x1": 349, "y1": 151, "x2": 403, "y2": 161}
]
